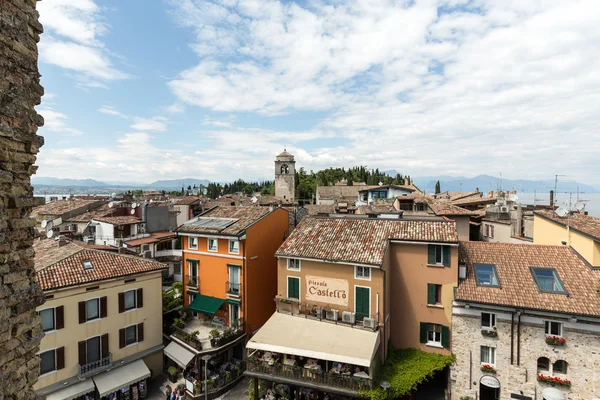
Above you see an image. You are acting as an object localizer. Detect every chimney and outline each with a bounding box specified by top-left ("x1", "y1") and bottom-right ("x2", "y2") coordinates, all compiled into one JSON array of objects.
[
  {"x1": 550, "y1": 190, "x2": 554, "y2": 208},
  {"x1": 58, "y1": 235, "x2": 68, "y2": 247}
]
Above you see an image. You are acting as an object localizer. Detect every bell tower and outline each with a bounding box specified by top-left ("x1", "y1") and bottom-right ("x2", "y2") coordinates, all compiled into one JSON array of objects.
[{"x1": 274, "y1": 149, "x2": 295, "y2": 202}]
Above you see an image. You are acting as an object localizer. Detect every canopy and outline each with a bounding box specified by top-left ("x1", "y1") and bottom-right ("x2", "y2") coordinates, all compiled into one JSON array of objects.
[
  {"x1": 93, "y1": 359, "x2": 151, "y2": 397},
  {"x1": 46, "y1": 380, "x2": 95, "y2": 400},
  {"x1": 188, "y1": 294, "x2": 224, "y2": 316},
  {"x1": 542, "y1": 388, "x2": 566, "y2": 400},
  {"x1": 247, "y1": 312, "x2": 379, "y2": 368},
  {"x1": 225, "y1": 299, "x2": 241, "y2": 305},
  {"x1": 164, "y1": 341, "x2": 196, "y2": 368}
]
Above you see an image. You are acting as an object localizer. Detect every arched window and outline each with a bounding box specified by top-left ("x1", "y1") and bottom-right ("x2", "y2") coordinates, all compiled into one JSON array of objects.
[
  {"x1": 537, "y1": 357, "x2": 550, "y2": 372},
  {"x1": 553, "y1": 360, "x2": 568, "y2": 374},
  {"x1": 280, "y1": 164, "x2": 289, "y2": 174}
]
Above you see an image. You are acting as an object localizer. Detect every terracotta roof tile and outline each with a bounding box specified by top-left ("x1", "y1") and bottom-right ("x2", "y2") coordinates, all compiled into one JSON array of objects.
[
  {"x1": 302, "y1": 204, "x2": 336, "y2": 215},
  {"x1": 93, "y1": 216, "x2": 142, "y2": 225},
  {"x1": 456, "y1": 241, "x2": 600, "y2": 316},
  {"x1": 175, "y1": 197, "x2": 202, "y2": 205},
  {"x1": 276, "y1": 217, "x2": 458, "y2": 266},
  {"x1": 535, "y1": 210, "x2": 600, "y2": 242},
  {"x1": 124, "y1": 231, "x2": 177, "y2": 247},
  {"x1": 31, "y1": 199, "x2": 105, "y2": 218},
  {"x1": 176, "y1": 206, "x2": 280, "y2": 236},
  {"x1": 34, "y1": 238, "x2": 166, "y2": 291}
]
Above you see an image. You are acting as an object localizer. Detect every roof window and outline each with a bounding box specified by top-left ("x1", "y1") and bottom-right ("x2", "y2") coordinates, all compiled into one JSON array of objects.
[
  {"x1": 531, "y1": 267, "x2": 566, "y2": 293},
  {"x1": 82, "y1": 260, "x2": 93, "y2": 270},
  {"x1": 474, "y1": 264, "x2": 500, "y2": 287}
]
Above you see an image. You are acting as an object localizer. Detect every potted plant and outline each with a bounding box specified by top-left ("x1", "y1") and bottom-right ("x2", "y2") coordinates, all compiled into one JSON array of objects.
[
  {"x1": 168, "y1": 366, "x2": 178, "y2": 383},
  {"x1": 480, "y1": 364, "x2": 496, "y2": 374},
  {"x1": 481, "y1": 327, "x2": 498, "y2": 337},
  {"x1": 177, "y1": 383, "x2": 185, "y2": 396},
  {"x1": 545, "y1": 336, "x2": 566, "y2": 346},
  {"x1": 207, "y1": 379, "x2": 215, "y2": 390},
  {"x1": 537, "y1": 374, "x2": 572, "y2": 388},
  {"x1": 225, "y1": 371, "x2": 231, "y2": 383},
  {"x1": 210, "y1": 329, "x2": 221, "y2": 347}
]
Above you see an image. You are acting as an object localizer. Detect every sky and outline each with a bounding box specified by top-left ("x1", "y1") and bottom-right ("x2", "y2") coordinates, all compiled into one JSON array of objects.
[{"x1": 35, "y1": 0, "x2": 600, "y2": 185}]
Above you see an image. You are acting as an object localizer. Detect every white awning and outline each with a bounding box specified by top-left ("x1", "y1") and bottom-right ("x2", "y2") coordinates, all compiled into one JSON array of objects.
[
  {"x1": 46, "y1": 380, "x2": 95, "y2": 400},
  {"x1": 542, "y1": 388, "x2": 566, "y2": 400},
  {"x1": 93, "y1": 359, "x2": 151, "y2": 397},
  {"x1": 164, "y1": 341, "x2": 196, "y2": 368},
  {"x1": 247, "y1": 313, "x2": 380, "y2": 367}
]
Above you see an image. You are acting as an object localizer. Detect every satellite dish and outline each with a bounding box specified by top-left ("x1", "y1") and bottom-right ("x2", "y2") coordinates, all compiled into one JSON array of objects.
[
  {"x1": 122, "y1": 243, "x2": 127, "y2": 248},
  {"x1": 108, "y1": 202, "x2": 114, "y2": 208},
  {"x1": 251, "y1": 196, "x2": 257, "y2": 203},
  {"x1": 46, "y1": 230, "x2": 54, "y2": 239},
  {"x1": 378, "y1": 181, "x2": 383, "y2": 186},
  {"x1": 46, "y1": 221, "x2": 53, "y2": 230},
  {"x1": 130, "y1": 209, "x2": 136, "y2": 215},
  {"x1": 556, "y1": 208, "x2": 569, "y2": 217},
  {"x1": 41, "y1": 220, "x2": 47, "y2": 229},
  {"x1": 509, "y1": 194, "x2": 519, "y2": 202},
  {"x1": 111, "y1": 192, "x2": 117, "y2": 198},
  {"x1": 575, "y1": 201, "x2": 586, "y2": 211},
  {"x1": 149, "y1": 199, "x2": 153, "y2": 203},
  {"x1": 131, "y1": 202, "x2": 137, "y2": 208}
]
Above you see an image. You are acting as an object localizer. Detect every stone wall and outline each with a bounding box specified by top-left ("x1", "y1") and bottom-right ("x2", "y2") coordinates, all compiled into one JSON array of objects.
[
  {"x1": 451, "y1": 306, "x2": 600, "y2": 400},
  {"x1": 0, "y1": 0, "x2": 46, "y2": 398}
]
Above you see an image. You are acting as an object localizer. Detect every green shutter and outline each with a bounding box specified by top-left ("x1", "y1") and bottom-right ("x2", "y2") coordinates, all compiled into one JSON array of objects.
[
  {"x1": 427, "y1": 284, "x2": 436, "y2": 305},
  {"x1": 420, "y1": 322, "x2": 428, "y2": 343},
  {"x1": 288, "y1": 277, "x2": 299, "y2": 299},
  {"x1": 355, "y1": 287, "x2": 370, "y2": 321},
  {"x1": 443, "y1": 246, "x2": 451, "y2": 267},
  {"x1": 442, "y1": 325, "x2": 450, "y2": 348},
  {"x1": 428, "y1": 245, "x2": 436, "y2": 264}
]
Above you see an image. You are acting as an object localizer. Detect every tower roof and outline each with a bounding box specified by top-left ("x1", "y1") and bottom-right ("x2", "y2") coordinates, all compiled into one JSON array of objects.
[{"x1": 277, "y1": 150, "x2": 294, "y2": 158}]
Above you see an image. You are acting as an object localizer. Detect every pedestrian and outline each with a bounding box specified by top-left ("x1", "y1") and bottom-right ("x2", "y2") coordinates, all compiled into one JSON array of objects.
[
  {"x1": 165, "y1": 385, "x2": 172, "y2": 400},
  {"x1": 170, "y1": 388, "x2": 176, "y2": 400}
]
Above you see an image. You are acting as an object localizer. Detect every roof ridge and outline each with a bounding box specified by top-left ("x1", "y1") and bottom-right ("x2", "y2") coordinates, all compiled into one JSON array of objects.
[{"x1": 37, "y1": 243, "x2": 86, "y2": 271}]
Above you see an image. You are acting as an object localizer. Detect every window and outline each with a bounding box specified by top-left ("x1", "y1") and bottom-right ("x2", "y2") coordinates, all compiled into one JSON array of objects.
[
  {"x1": 537, "y1": 357, "x2": 550, "y2": 372},
  {"x1": 86, "y1": 299, "x2": 100, "y2": 321},
  {"x1": 125, "y1": 325, "x2": 138, "y2": 346},
  {"x1": 484, "y1": 224, "x2": 489, "y2": 238},
  {"x1": 475, "y1": 264, "x2": 500, "y2": 287},
  {"x1": 481, "y1": 312, "x2": 496, "y2": 329},
  {"x1": 532, "y1": 268, "x2": 566, "y2": 293},
  {"x1": 188, "y1": 259, "x2": 198, "y2": 278},
  {"x1": 208, "y1": 238, "x2": 218, "y2": 252},
  {"x1": 82, "y1": 260, "x2": 93, "y2": 270},
  {"x1": 86, "y1": 336, "x2": 101, "y2": 363},
  {"x1": 287, "y1": 258, "x2": 300, "y2": 271},
  {"x1": 553, "y1": 360, "x2": 568, "y2": 374},
  {"x1": 229, "y1": 240, "x2": 239, "y2": 254},
  {"x1": 360, "y1": 192, "x2": 368, "y2": 202},
  {"x1": 427, "y1": 324, "x2": 442, "y2": 345},
  {"x1": 489, "y1": 225, "x2": 495, "y2": 239},
  {"x1": 372, "y1": 191, "x2": 387, "y2": 199},
  {"x1": 355, "y1": 266, "x2": 371, "y2": 280},
  {"x1": 428, "y1": 245, "x2": 450, "y2": 266},
  {"x1": 280, "y1": 164, "x2": 289, "y2": 174},
  {"x1": 39, "y1": 350, "x2": 56, "y2": 375},
  {"x1": 189, "y1": 237, "x2": 198, "y2": 249},
  {"x1": 124, "y1": 290, "x2": 137, "y2": 311},
  {"x1": 427, "y1": 284, "x2": 442, "y2": 305},
  {"x1": 480, "y1": 346, "x2": 496, "y2": 365},
  {"x1": 174, "y1": 262, "x2": 181, "y2": 275},
  {"x1": 287, "y1": 276, "x2": 300, "y2": 299},
  {"x1": 40, "y1": 308, "x2": 55, "y2": 332},
  {"x1": 545, "y1": 321, "x2": 563, "y2": 337}
]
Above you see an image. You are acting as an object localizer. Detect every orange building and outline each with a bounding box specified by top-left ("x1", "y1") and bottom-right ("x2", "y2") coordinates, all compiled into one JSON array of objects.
[{"x1": 176, "y1": 205, "x2": 289, "y2": 335}]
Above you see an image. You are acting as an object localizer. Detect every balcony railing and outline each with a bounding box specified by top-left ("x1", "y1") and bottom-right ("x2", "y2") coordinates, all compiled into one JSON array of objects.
[
  {"x1": 246, "y1": 359, "x2": 372, "y2": 392},
  {"x1": 155, "y1": 249, "x2": 183, "y2": 257},
  {"x1": 186, "y1": 275, "x2": 199, "y2": 287},
  {"x1": 226, "y1": 281, "x2": 241, "y2": 295},
  {"x1": 78, "y1": 353, "x2": 113, "y2": 379}
]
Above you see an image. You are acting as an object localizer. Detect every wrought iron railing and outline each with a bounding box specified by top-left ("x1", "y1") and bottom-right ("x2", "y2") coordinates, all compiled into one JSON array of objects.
[
  {"x1": 78, "y1": 353, "x2": 112, "y2": 379},
  {"x1": 226, "y1": 281, "x2": 241, "y2": 295},
  {"x1": 186, "y1": 275, "x2": 199, "y2": 287}
]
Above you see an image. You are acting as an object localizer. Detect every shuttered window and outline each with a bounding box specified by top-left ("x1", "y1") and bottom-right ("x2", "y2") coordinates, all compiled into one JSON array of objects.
[
  {"x1": 428, "y1": 245, "x2": 451, "y2": 266},
  {"x1": 419, "y1": 322, "x2": 450, "y2": 349},
  {"x1": 287, "y1": 277, "x2": 300, "y2": 299},
  {"x1": 427, "y1": 284, "x2": 442, "y2": 305}
]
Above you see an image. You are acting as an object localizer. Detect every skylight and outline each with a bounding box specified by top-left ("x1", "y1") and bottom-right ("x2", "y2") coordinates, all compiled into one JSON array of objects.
[
  {"x1": 474, "y1": 264, "x2": 500, "y2": 287},
  {"x1": 82, "y1": 260, "x2": 93, "y2": 270},
  {"x1": 531, "y1": 267, "x2": 566, "y2": 293}
]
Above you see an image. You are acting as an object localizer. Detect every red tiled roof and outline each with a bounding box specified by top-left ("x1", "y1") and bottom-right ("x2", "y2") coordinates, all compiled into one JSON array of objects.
[
  {"x1": 451, "y1": 197, "x2": 497, "y2": 206},
  {"x1": 276, "y1": 217, "x2": 458, "y2": 266},
  {"x1": 302, "y1": 204, "x2": 336, "y2": 215},
  {"x1": 33, "y1": 238, "x2": 166, "y2": 291},
  {"x1": 93, "y1": 216, "x2": 142, "y2": 225},
  {"x1": 175, "y1": 197, "x2": 202, "y2": 205},
  {"x1": 456, "y1": 241, "x2": 600, "y2": 316},
  {"x1": 31, "y1": 199, "x2": 104, "y2": 218},
  {"x1": 176, "y1": 206, "x2": 282, "y2": 236},
  {"x1": 535, "y1": 210, "x2": 600, "y2": 242},
  {"x1": 124, "y1": 231, "x2": 177, "y2": 247},
  {"x1": 425, "y1": 199, "x2": 479, "y2": 216}
]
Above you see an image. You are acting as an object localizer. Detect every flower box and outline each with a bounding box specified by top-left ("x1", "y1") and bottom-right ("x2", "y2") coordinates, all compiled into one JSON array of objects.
[
  {"x1": 545, "y1": 336, "x2": 566, "y2": 346},
  {"x1": 480, "y1": 364, "x2": 496, "y2": 374},
  {"x1": 481, "y1": 329, "x2": 498, "y2": 337},
  {"x1": 537, "y1": 374, "x2": 571, "y2": 388}
]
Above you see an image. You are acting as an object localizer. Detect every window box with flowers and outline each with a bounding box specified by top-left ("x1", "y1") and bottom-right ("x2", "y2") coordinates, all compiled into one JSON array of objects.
[
  {"x1": 481, "y1": 327, "x2": 498, "y2": 337},
  {"x1": 537, "y1": 374, "x2": 571, "y2": 388},
  {"x1": 546, "y1": 336, "x2": 566, "y2": 346},
  {"x1": 480, "y1": 364, "x2": 496, "y2": 374}
]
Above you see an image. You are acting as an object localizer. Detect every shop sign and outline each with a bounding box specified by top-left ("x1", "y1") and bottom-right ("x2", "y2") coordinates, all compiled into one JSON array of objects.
[
  {"x1": 305, "y1": 275, "x2": 349, "y2": 306},
  {"x1": 480, "y1": 375, "x2": 500, "y2": 388}
]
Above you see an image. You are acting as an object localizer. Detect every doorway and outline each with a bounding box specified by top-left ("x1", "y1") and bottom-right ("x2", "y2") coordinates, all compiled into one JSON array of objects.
[{"x1": 480, "y1": 384, "x2": 499, "y2": 400}]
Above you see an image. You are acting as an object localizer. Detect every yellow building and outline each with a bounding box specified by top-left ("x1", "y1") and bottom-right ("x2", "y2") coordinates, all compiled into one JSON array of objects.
[
  {"x1": 533, "y1": 210, "x2": 600, "y2": 267},
  {"x1": 33, "y1": 237, "x2": 167, "y2": 400}
]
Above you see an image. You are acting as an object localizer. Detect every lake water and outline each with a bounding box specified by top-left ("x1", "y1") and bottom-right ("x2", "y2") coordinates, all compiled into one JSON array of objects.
[{"x1": 518, "y1": 192, "x2": 600, "y2": 217}]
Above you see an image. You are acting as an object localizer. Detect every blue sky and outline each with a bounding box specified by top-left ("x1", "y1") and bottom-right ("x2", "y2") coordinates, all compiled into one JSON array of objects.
[{"x1": 36, "y1": 0, "x2": 600, "y2": 185}]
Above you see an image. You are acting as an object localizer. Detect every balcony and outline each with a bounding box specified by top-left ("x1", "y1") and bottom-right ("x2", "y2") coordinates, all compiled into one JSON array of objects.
[
  {"x1": 155, "y1": 249, "x2": 183, "y2": 258},
  {"x1": 185, "y1": 275, "x2": 199, "y2": 288},
  {"x1": 78, "y1": 353, "x2": 113, "y2": 379},
  {"x1": 171, "y1": 318, "x2": 245, "y2": 352},
  {"x1": 226, "y1": 281, "x2": 241, "y2": 296}
]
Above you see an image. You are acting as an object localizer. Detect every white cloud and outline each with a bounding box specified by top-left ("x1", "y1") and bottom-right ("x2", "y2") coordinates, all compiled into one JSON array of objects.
[
  {"x1": 38, "y1": 0, "x2": 129, "y2": 85},
  {"x1": 130, "y1": 117, "x2": 168, "y2": 132},
  {"x1": 98, "y1": 105, "x2": 128, "y2": 118},
  {"x1": 38, "y1": 108, "x2": 84, "y2": 136},
  {"x1": 165, "y1": 103, "x2": 185, "y2": 114}
]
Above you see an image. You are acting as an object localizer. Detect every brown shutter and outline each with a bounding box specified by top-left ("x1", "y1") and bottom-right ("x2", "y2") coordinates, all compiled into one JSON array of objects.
[
  {"x1": 100, "y1": 296, "x2": 107, "y2": 318},
  {"x1": 136, "y1": 288, "x2": 143, "y2": 308},
  {"x1": 56, "y1": 347, "x2": 65, "y2": 370},
  {"x1": 118, "y1": 292, "x2": 125, "y2": 313},
  {"x1": 78, "y1": 341, "x2": 87, "y2": 366},
  {"x1": 78, "y1": 301, "x2": 86, "y2": 324},
  {"x1": 55, "y1": 306, "x2": 64, "y2": 330},
  {"x1": 101, "y1": 333, "x2": 109, "y2": 357},
  {"x1": 137, "y1": 323, "x2": 144, "y2": 343},
  {"x1": 119, "y1": 328, "x2": 125, "y2": 349}
]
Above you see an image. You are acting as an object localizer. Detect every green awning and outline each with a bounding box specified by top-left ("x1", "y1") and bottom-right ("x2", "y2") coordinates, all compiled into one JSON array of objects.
[
  {"x1": 188, "y1": 294, "x2": 225, "y2": 316},
  {"x1": 225, "y1": 299, "x2": 241, "y2": 305}
]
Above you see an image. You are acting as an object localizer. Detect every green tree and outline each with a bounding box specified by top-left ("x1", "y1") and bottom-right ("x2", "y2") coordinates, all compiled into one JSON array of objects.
[{"x1": 435, "y1": 180, "x2": 441, "y2": 194}]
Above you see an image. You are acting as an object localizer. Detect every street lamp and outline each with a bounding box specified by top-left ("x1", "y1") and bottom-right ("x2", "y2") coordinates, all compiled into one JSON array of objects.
[{"x1": 201, "y1": 354, "x2": 212, "y2": 400}]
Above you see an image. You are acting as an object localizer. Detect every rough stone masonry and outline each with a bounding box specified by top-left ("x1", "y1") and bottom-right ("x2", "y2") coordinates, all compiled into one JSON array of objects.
[{"x1": 0, "y1": 0, "x2": 46, "y2": 398}]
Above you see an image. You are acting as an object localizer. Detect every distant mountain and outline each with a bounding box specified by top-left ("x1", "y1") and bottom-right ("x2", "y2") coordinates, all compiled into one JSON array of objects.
[
  {"x1": 147, "y1": 178, "x2": 210, "y2": 189},
  {"x1": 32, "y1": 177, "x2": 108, "y2": 187},
  {"x1": 407, "y1": 174, "x2": 599, "y2": 194}
]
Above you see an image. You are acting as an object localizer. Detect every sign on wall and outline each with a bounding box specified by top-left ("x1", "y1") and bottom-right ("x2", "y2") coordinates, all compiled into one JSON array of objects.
[
  {"x1": 480, "y1": 375, "x2": 500, "y2": 389},
  {"x1": 305, "y1": 275, "x2": 349, "y2": 306}
]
